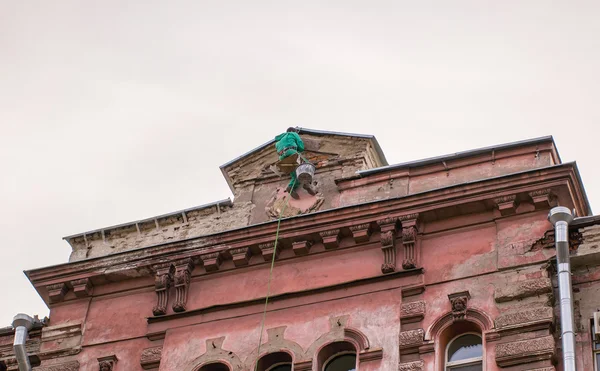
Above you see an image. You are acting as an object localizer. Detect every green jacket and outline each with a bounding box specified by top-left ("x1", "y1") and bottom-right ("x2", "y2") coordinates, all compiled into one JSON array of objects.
[{"x1": 275, "y1": 132, "x2": 305, "y2": 153}]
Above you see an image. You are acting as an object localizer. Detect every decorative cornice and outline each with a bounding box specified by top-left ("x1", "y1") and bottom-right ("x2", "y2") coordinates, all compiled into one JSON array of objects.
[
  {"x1": 259, "y1": 241, "x2": 281, "y2": 261},
  {"x1": 229, "y1": 247, "x2": 251, "y2": 266},
  {"x1": 349, "y1": 223, "x2": 371, "y2": 243},
  {"x1": 26, "y1": 164, "x2": 586, "y2": 301},
  {"x1": 47, "y1": 283, "x2": 68, "y2": 304},
  {"x1": 494, "y1": 194, "x2": 517, "y2": 216},
  {"x1": 292, "y1": 240, "x2": 313, "y2": 256},
  {"x1": 200, "y1": 252, "x2": 222, "y2": 272},
  {"x1": 70, "y1": 278, "x2": 92, "y2": 298}
]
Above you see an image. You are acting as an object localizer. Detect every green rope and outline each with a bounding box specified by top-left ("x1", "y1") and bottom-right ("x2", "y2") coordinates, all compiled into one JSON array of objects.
[{"x1": 255, "y1": 176, "x2": 297, "y2": 370}]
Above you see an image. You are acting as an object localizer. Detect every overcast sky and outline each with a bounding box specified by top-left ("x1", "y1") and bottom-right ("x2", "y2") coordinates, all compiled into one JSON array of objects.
[{"x1": 1, "y1": 1, "x2": 599, "y2": 326}]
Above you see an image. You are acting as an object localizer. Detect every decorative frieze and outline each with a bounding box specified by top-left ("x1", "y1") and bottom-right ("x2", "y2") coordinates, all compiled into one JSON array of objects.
[
  {"x1": 200, "y1": 252, "x2": 222, "y2": 272},
  {"x1": 400, "y1": 214, "x2": 419, "y2": 269},
  {"x1": 349, "y1": 223, "x2": 371, "y2": 243},
  {"x1": 292, "y1": 240, "x2": 313, "y2": 256},
  {"x1": 70, "y1": 278, "x2": 93, "y2": 298},
  {"x1": 494, "y1": 278, "x2": 552, "y2": 303},
  {"x1": 173, "y1": 258, "x2": 194, "y2": 313},
  {"x1": 529, "y1": 189, "x2": 552, "y2": 208},
  {"x1": 319, "y1": 229, "x2": 340, "y2": 249},
  {"x1": 152, "y1": 263, "x2": 174, "y2": 316},
  {"x1": 448, "y1": 291, "x2": 470, "y2": 320},
  {"x1": 98, "y1": 355, "x2": 117, "y2": 371},
  {"x1": 47, "y1": 283, "x2": 69, "y2": 303},
  {"x1": 140, "y1": 346, "x2": 162, "y2": 370},
  {"x1": 33, "y1": 361, "x2": 80, "y2": 371},
  {"x1": 495, "y1": 335, "x2": 555, "y2": 367},
  {"x1": 494, "y1": 195, "x2": 517, "y2": 216},
  {"x1": 400, "y1": 300, "x2": 426, "y2": 323},
  {"x1": 229, "y1": 247, "x2": 251, "y2": 267},
  {"x1": 495, "y1": 307, "x2": 553, "y2": 330},
  {"x1": 398, "y1": 360, "x2": 424, "y2": 371},
  {"x1": 398, "y1": 329, "x2": 424, "y2": 349},
  {"x1": 259, "y1": 242, "x2": 280, "y2": 261}
]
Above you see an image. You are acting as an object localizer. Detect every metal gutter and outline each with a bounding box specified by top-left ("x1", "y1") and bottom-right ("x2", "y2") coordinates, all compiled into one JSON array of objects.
[
  {"x1": 62, "y1": 198, "x2": 233, "y2": 241},
  {"x1": 357, "y1": 135, "x2": 558, "y2": 177}
]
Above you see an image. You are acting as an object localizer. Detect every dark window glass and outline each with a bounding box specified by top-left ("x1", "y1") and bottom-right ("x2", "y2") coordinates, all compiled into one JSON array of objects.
[
  {"x1": 447, "y1": 334, "x2": 483, "y2": 362},
  {"x1": 596, "y1": 352, "x2": 600, "y2": 371},
  {"x1": 199, "y1": 363, "x2": 229, "y2": 371},
  {"x1": 268, "y1": 365, "x2": 292, "y2": 371},
  {"x1": 447, "y1": 364, "x2": 483, "y2": 371},
  {"x1": 324, "y1": 354, "x2": 356, "y2": 371}
]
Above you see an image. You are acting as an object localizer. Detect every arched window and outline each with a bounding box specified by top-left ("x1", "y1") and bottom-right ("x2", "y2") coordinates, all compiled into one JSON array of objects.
[
  {"x1": 445, "y1": 333, "x2": 483, "y2": 371},
  {"x1": 256, "y1": 351, "x2": 292, "y2": 371},
  {"x1": 198, "y1": 362, "x2": 230, "y2": 371},
  {"x1": 318, "y1": 342, "x2": 357, "y2": 371}
]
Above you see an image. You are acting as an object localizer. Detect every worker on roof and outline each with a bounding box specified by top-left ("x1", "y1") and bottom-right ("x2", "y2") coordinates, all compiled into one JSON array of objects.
[{"x1": 275, "y1": 127, "x2": 317, "y2": 199}]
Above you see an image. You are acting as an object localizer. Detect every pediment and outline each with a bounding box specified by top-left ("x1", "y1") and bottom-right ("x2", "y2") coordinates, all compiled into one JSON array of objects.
[{"x1": 220, "y1": 128, "x2": 388, "y2": 193}]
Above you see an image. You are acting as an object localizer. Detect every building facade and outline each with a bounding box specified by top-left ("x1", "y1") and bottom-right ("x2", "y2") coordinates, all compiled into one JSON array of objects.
[{"x1": 1, "y1": 129, "x2": 599, "y2": 371}]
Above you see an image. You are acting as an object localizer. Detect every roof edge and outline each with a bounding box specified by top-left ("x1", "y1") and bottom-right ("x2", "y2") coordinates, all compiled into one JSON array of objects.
[{"x1": 357, "y1": 135, "x2": 557, "y2": 177}]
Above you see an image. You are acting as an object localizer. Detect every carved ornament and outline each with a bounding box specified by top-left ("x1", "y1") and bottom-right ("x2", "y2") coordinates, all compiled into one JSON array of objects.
[
  {"x1": 494, "y1": 194, "x2": 517, "y2": 216},
  {"x1": 200, "y1": 252, "x2": 222, "y2": 272},
  {"x1": 292, "y1": 240, "x2": 313, "y2": 256},
  {"x1": 349, "y1": 223, "x2": 371, "y2": 243},
  {"x1": 32, "y1": 361, "x2": 80, "y2": 371},
  {"x1": 319, "y1": 229, "x2": 340, "y2": 249},
  {"x1": 448, "y1": 291, "x2": 470, "y2": 320},
  {"x1": 152, "y1": 263, "x2": 174, "y2": 316},
  {"x1": 47, "y1": 283, "x2": 68, "y2": 304},
  {"x1": 398, "y1": 329, "x2": 424, "y2": 349},
  {"x1": 97, "y1": 355, "x2": 117, "y2": 371},
  {"x1": 140, "y1": 346, "x2": 162, "y2": 370},
  {"x1": 495, "y1": 335, "x2": 555, "y2": 367},
  {"x1": 70, "y1": 278, "x2": 93, "y2": 298},
  {"x1": 229, "y1": 247, "x2": 251, "y2": 267},
  {"x1": 529, "y1": 188, "x2": 552, "y2": 207},
  {"x1": 259, "y1": 241, "x2": 281, "y2": 261},
  {"x1": 173, "y1": 258, "x2": 194, "y2": 312},
  {"x1": 400, "y1": 300, "x2": 426, "y2": 323},
  {"x1": 398, "y1": 360, "x2": 424, "y2": 371}
]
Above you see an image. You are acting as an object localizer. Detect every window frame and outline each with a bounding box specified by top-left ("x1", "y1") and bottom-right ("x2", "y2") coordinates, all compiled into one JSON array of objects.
[
  {"x1": 592, "y1": 318, "x2": 600, "y2": 371},
  {"x1": 265, "y1": 362, "x2": 292, "y2": 371},
  {"x1": 322, "y1": 350, "x2": 357, "y2": 371},
  {"x1": 444, "y1": 332, "x2": 483, "y2": 370}
]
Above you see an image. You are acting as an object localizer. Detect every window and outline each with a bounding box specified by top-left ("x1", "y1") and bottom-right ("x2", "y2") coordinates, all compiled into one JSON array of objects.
[
  {"x1": 198, "y1": 363, "x2": 230, "y2": 371},
  {"x1": 592, "y1": 319, "x2": 600, "y2": 371},
  {"x1": 445, "y1": 333, "x2": 483, "y2": 371},
  {"x1": 318, "y1": 342, "x2": 357, "y2": 371},
  {"x1": 323, "y1": 352, "x2": 356, "y2": 371},
  {"x1": 256, "y1": 352, "x2": 292, "y2": 371}
]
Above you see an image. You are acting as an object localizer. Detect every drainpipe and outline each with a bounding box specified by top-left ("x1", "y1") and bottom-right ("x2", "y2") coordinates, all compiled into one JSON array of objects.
[
  {"x1": 548, "y1": 207, "x2": 576, "y2": 371},
  {"x1": 12, "y1": 314, "x2": 34, "y2": 371}
]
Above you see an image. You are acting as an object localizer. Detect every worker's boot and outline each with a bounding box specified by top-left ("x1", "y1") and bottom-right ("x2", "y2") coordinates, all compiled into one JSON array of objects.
[
  {"x1": 286, "y1": 185, "x2": 300, "y2": 199},
  {"x1": 303, "y1": 182, "x2": 317, "y2": 196}
]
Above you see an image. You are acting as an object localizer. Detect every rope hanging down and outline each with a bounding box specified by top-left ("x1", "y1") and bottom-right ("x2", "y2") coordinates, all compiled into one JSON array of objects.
[{"x1": 254, "y1": 175, "x2": 297, "y2": 370}]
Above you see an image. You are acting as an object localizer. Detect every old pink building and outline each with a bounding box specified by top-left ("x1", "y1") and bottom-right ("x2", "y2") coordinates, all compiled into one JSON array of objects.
[{"x1": 1, "y1": 128, "x2": 600, "y2": 371}]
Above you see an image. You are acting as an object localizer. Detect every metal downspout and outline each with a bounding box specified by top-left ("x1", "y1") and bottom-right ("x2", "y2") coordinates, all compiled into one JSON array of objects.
[
  {"x1": 548, "y1": 207, "x2": 576, "y2": 371},
  {"x1": 12, "y1": 314, "x2": 33, "y2": 371}
]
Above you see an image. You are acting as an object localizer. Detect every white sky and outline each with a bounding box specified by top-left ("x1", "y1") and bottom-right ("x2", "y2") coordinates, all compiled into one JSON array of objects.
[{"x1": 1, "y1": 1, "x2": 599, "y2": 326}]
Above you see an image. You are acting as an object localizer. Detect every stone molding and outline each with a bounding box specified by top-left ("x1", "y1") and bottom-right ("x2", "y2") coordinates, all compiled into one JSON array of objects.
[
  {"x1": 495, "y1": 335, "x2": 555, "y2": 367},
  {"x1": 319, "y1": 229, "x2": 340, "y2": 249},
  {"x1": 398, "y1": 329, "x2": 424, "y2": 349},
  {"x1": 528, "y1": 188, "x2": 552, "y2": 207},
  {"x1": 349, "y1": 223, "x2": 372, "y2": 243},
  {"x1": 173, "y1": 258, "x2": 194, "y2": 312},
  {"x1": 32, "y1": 361, "x2": 79, "y2": 371},
  {"x1": 258, "y1": 241, "x2": 280, "y2": 261},
  {"x1": 47, "y1": 283, "x2": 68, "y2": 304},
  {"x1": 152, "y1": 263, "x2": 174, "y2": 316},
  {"x1": 494, "y1": 278, "x2": 552, "y2": 303},
  {"x1": 200, "y1": 252, "x2": 222, "y2": 272},
  {"x1": 292, "y1": 240, "x2": 312, "y2": 256},
  {"x1": 140, "y1": 346, "x2": 162, "y2": 370},
  {"x1": 70, "y1": 278, "x2": 92, "y2": 298},
  {"x1": 398, "y1": 360, "x2": 424, "y2": 371},
  {"x1": 229, "y1": 247, "x2": 251, "y2": 267},
  {"x1": 494, "y1": 307, "x2": 553, "y2": 330},
  {"x1": 494, "y1": 194, "x2": 517, "y2": 216},
  {"x1": 400, "y1": 300, "x2": 426, "y2": 323}
]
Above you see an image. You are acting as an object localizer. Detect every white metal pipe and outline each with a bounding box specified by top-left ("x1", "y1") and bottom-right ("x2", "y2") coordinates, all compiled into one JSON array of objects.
[
  {"x1": 548, "y1": 207, "x2": 576, "y2": 371},
  {"x1": 12, "y1": 314, "x2": 33, "y2": 371}
]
